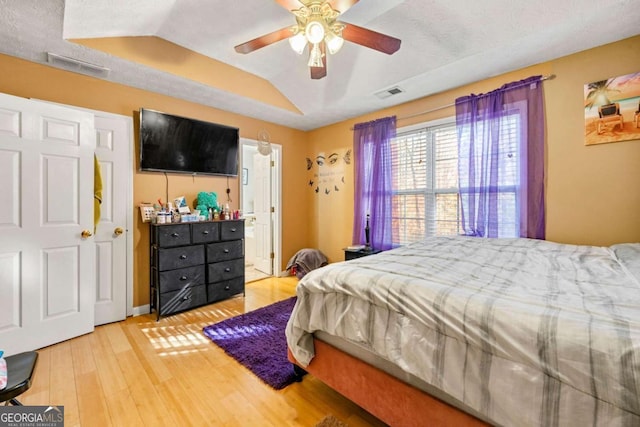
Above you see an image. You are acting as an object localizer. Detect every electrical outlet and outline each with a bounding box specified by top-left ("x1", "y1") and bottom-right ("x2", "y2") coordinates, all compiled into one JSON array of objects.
[{"x1": 139, "y1": 204, "x2": 155, "y2": 223}]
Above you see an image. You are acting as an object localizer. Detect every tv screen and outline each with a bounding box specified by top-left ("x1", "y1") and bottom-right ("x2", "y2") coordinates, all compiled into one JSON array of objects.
[{"x1": 139, "y1": 108, "x2": 239, "y2": 176}]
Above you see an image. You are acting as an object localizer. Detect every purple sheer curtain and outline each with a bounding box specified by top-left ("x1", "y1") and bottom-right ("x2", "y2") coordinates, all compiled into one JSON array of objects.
[
  {"x1": 455, "y1": 75, "x2": 545, "y2": 239},
  {"x1": 353, "y1": 116, "x2": 396, "y2": 250}
]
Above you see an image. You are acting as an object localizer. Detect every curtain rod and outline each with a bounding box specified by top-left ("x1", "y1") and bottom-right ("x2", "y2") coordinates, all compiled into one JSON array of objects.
[{"x1": 351, "y1": 74, "x2": 556, "y2": 129}]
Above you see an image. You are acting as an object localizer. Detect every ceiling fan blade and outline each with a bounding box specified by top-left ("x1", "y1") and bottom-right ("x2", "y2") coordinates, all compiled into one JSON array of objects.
[
  {"x1": 342, "y1": 23, "x2": 401, "y2": 55},
  {"x1": 274, "y1": 0, "x2": 303, "y2": 11},
  {"x1": 310, "y1": 65, "x2": 327, "y2": 79},
  {"x1": 310, "y1": 43, "x2": 327, "y2": 79},
  {"x1": 234, "y1": 26, "x2": 293, "y2": 54},
  {"x1": 327, "y1": 0, "x2": 359, "y2": 13}
]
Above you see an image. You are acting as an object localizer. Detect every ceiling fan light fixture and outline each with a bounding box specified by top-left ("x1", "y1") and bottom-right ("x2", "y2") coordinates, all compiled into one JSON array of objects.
[
  {"x1": 234, "y1": 0, "x2": 401, "y2": 80},
  {"x1": 308, "y1": 43, "x2": 324, "y2": 68},
  {"x1": 289, "y1": 32, "x2": 307, "y2": 54},
  {"x1": 305, "y1": 20, "x2": 325, "y2": 44},
  {"x1": 325, "y1": 31, "x2": 344, "y2": 54}
]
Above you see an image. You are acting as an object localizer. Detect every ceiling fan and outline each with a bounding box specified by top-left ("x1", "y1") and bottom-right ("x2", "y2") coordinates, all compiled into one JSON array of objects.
[{"x1": 234, "y1": 0, "x2": 401, "y2": 80}]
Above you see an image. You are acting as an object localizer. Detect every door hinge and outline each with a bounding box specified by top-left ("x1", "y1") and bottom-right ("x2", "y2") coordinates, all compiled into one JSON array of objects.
[
  {"x1": 270, "y1": 207, "x2": 275, "y2": 213},
  {"x1": 270, "y1": 252, "x2": 275, "y2": 259},
  {"x1": 270, "y1": 160, "x2": 274, "y2": 167}
]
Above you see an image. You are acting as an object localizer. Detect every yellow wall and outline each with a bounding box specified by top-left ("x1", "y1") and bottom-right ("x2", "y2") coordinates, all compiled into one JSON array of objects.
[
  {"x1": 544, "y1": 37, "x2": 640, "y2": 245},
  {"x1": 308, "y1": 35, "x2": 640, "y2": 262},
  {"x1": 0, "y1": 54, "x2": 310, "y2": 307},
  {"x1": 1, "y1": 34, "x2": 638, "y2": 308}
]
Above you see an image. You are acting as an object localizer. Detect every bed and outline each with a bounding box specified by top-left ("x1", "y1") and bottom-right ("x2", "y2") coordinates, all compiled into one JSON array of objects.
[{"x1": 285, "y1": 236, "x2": 640, "y2": 426}]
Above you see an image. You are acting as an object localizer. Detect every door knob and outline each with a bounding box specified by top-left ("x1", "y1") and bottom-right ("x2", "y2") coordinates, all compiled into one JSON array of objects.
[
  {"x1": 114, "y1": 227, "x2": 124, "y2": 236},
  {"x1": 81, "y1": 230, "x2": 93, "y2": 238}
]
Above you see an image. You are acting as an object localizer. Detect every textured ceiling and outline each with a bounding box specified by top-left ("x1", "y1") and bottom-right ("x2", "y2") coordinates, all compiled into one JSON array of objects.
[{"x1": 0, "y1": 0, "x2": 639, "y2": 130}]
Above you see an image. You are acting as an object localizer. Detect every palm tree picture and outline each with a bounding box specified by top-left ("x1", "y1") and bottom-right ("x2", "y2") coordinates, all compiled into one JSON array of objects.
[
  {"x1": 584, "y1": 79, "x2": 619, "y2": 110},
  {"x1": 584, "y1": 71, "x2": 640, "y2": 145}
]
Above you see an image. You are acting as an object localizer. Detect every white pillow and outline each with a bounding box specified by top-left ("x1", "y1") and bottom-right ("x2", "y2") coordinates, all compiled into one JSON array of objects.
[{"x1": 610, "y1": 243, "x2": 640, "y2": 284}]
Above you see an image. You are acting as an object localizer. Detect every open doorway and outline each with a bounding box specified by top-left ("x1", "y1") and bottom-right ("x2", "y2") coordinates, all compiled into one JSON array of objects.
[{"x1": 241, "y1": 138, "x2": 282, "y2": 282}]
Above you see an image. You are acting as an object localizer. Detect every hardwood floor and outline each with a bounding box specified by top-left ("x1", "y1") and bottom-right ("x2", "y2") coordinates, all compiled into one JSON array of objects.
[{"x1": 17, "y1": 277, "x2": 387, "y2": 427}]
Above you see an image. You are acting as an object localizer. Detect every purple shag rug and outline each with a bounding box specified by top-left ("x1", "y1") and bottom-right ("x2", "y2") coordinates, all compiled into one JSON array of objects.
[{"x1": 203, "y1": 297, "x2": 302, "y2": 390}]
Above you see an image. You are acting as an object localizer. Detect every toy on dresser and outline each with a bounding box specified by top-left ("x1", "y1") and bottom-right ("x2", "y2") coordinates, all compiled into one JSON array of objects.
[{"x1": 195, "y1": 192, "x2": 219, "y2": 219}]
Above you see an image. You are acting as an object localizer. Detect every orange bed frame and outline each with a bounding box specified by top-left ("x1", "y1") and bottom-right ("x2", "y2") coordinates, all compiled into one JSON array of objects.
[{"x1": 288, "y1": 339, "x2": 489, "y2": 427}]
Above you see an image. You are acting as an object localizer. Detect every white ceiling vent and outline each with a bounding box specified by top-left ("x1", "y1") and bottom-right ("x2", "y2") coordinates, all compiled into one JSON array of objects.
[
  {"x1": 46, "y1": 52, "x2": 111, "y2": 78},
  {"x1": 375, "y1": 86, "x2": 405, "y2": 99}
]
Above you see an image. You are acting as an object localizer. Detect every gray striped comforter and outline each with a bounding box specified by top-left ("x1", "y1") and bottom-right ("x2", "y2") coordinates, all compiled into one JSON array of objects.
[{"x1": 285, "y1": 237, "x2": 640, "y2": 426}]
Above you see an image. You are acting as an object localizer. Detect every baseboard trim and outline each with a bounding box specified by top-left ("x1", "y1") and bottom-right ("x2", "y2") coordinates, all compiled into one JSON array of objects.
[{"x1": 132, "y1": 304, "x2": 150, "y2": 317}]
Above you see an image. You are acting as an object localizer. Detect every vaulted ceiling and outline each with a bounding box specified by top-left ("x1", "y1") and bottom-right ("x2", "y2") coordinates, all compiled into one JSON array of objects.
[{"x1": 1, "y1": 0, "x2": 638, "y2": 130}]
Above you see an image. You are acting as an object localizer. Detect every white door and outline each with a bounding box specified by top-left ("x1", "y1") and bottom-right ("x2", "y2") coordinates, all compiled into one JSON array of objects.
[
  {"x1": 253, "y1": 152, "x2": 272, "y2": 275},
  {"x1": 94, "y1": 114, "x2": 130, "y2": 325},
  {"x1": 0, "y1": 93, "x2": 95, "y2": 356}
]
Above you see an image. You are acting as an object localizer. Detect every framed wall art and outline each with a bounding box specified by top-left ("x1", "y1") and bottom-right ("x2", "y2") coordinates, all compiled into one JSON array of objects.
[{"x1": 584, "y1": 71, "x2": 640, "y2": 145}]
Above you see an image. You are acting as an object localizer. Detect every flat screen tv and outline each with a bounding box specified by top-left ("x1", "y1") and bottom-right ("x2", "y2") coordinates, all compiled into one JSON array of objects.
[{"x1": 139, "y1": 108, "x2": 239, "y2": 176}]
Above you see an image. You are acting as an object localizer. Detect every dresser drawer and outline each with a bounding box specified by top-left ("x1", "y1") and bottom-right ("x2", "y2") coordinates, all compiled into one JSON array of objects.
[
  {"x1": 207, "y1": 277, "x2": 244, "y2": 303},
  {"x1": 156, "y1": 265, "x2": 205, "y2": 292},
  {"x1": 154, "y1": 224, "x2": 191, "y2": 247},
  {"x1": 157, "y1": 245, "x2": 204, "y2": 271},
  {"x1": 206, "y1": 240, "x2": 243, "y2": 262},
  {"x1": 207, "y1": 258, "x2": 244, "y2": 282},
  {"x1": 220, "y1": 220, "x2": 244, "y2": 241},
  {"x1": 192, "y1": 222, "x2": 220, "y2": 244},
  {"x1": 159, "y1": 284, "x2": 206, "y2": 316}
]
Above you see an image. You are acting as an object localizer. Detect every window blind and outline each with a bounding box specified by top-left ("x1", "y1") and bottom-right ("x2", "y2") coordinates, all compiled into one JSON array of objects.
[{"x1": 390, "y1": 121, "x2": 460, "y2": 245}]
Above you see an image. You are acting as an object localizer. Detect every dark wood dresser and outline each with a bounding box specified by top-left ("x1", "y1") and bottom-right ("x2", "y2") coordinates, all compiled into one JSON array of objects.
[{"x1": 150, "y1": 220, "x2": 244, "y2": 320}]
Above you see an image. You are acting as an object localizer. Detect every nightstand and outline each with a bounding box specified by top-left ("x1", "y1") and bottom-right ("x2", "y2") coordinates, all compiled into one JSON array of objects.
[{"x1": 343, "y1": 247, "x2": 382, "y2": 261}]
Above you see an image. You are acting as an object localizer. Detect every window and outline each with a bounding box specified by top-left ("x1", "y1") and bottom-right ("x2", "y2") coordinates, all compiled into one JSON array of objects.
[
  {"x1": 390, "y1": 120, "x2": 460, "y2": 245},
  {"x1": 390, "y1": 114, "x2": 521, "y2": 246}
]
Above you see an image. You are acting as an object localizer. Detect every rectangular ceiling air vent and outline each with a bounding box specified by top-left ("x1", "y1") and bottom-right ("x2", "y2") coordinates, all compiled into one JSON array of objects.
[
  {"x1": 375, "y1": 86, "x2": 405, "y2": 99},
  {"x1": 46, "y1": 52, "x2": 111, "y2": 78}
]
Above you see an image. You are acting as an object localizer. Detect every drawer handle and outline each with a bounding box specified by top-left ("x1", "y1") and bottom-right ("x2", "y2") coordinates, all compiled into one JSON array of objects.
[
  {"x1": 224, "y1": 286, "x2": 230, "y2": 290},
  {"x1": 202, "y1": 230, "x2": 209, "y2": 235},
  {"x1": 182, "y1": 295, "x2": 191, "y2": 301},
  {"x1": 230, "y1": 228, "x2": 237, "y2": 232},
  {"x1": 224, "y1": 268, "x2": 231, "y2": 272},
  {"x1": 180, "y1": 276, "x2": 188, "y2": 281},
  {"x1": 179, "y1": 255, "x2": 187, "y2": 260},
  {"x1": 171, "y1": 232, "x2": 180, "y2": 237},
  {"x1": 223, "y1": 249, "x2": 230, "y2": 253}
]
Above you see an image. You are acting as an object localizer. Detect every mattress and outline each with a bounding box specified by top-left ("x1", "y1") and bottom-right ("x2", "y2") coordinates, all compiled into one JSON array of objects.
[{"x1": 285, "y1": 237, "x2": 640, "y2": 426}]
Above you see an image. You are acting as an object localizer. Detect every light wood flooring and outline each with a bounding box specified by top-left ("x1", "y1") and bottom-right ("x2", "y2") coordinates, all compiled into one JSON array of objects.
[
  {"x1": 245, "y1": 264, "x2": 270, "y2": 283},
  {"x1": 16, "y1": 276, "x2": 387, "y2": 427}
]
